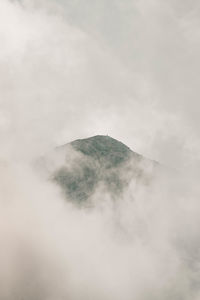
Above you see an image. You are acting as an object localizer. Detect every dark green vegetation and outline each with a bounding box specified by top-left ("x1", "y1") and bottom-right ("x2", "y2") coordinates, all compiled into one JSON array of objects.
[
  {"x1": 53, "y1": 135, "x2": 155, "y2": 203},
  {"x1": 71, "y1": 135, "x2": 133, "y2": 166}
]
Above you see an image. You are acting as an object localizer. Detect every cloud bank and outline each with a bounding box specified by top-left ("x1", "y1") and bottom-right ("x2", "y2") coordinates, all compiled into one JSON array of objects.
[{"x1": 0, "y1": 0, "x2": 200, "y2": 299}]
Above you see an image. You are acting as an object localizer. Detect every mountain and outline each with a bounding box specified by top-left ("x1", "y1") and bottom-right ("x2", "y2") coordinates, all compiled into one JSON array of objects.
[{"x1": 50, "y1": 135, "x2": 157, "y2": 203}]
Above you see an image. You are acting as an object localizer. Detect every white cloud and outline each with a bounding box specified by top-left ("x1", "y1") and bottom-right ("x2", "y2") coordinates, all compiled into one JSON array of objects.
[{"x1": 0, "y1": 1, "x2": 200, "y2": 299}]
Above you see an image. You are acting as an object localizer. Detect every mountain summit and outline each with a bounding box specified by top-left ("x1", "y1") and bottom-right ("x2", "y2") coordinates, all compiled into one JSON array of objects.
[
  {"x1": 65, "y1": 135, "x2": 141, "y2": 166},
  {"x1": 51, "y1": 135, "x2": 155, "y2": 203}
]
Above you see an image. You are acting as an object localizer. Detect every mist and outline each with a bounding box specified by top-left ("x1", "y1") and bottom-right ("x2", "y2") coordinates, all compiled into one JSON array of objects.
[{"x1": 0, "y1": 0, "x2": 200, "y2": 299}]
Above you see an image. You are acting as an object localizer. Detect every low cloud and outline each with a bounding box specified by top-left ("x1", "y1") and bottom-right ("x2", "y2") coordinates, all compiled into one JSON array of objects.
[{"x1": 0, "y1": 0, "x2": 200, "y2": 299}]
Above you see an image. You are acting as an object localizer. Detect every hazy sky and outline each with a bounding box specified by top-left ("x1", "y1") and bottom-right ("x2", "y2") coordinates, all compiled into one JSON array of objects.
[
  {"x1": 1, "y1": 1, "x2": 200, "y2": 300},
  {"x1": 0, "y1": 0, "x2": 200, "y2": 168}
]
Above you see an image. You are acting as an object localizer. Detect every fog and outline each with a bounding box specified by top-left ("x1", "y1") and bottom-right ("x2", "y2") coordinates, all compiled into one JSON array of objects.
[{"x1": 0, "y1": 0, "x2": 200, "y2": 299}]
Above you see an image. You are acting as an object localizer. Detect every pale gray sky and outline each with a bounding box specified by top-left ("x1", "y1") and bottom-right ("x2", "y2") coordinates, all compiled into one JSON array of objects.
[
  {"x1": 1, "y1": 2, "x2": 200, "y2": 299},
  {"x1": 1, "y1": 0, "x2": 200, "y2": 167}
]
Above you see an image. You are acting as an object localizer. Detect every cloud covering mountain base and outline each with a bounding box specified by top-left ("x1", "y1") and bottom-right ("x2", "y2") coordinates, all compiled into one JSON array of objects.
[{"x1": 1, "y1": 138, "x2": 200, "y2": 300}]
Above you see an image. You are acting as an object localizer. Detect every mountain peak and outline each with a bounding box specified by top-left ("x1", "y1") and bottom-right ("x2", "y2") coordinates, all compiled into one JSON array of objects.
[
  {"x1": 69, "y1": 135, "x2": 137, "y2": 167},
  {"x1": 52, "y1": 135, "x2": 148, "y2": 203}
]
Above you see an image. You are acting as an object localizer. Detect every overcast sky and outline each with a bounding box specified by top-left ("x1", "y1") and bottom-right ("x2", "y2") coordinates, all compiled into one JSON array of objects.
[
  {"x1": 1, "y1": 2, "x2": 200, "y2": 299},
  {"x1": 1, "y1": 0, "x2": 200, "y2": 167}
]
